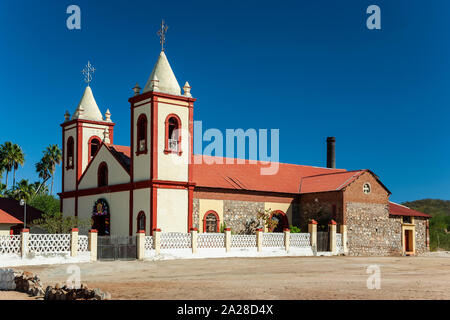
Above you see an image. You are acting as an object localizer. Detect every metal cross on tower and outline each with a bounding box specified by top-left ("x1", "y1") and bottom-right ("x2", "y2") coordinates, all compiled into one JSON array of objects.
[
  {"x1": 157, "y1": 20, "x2": 169, "y2": 51},
  {"x1": 82, "y1": 61, "x2": 96, "y2": 86}
]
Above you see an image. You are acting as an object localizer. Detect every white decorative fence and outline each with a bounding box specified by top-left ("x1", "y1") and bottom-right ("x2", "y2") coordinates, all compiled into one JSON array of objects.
[
  {"x1": 78, "y1": 235, "x2": 88, "y2": 252},
  {"x1": 198, "y1": 233, "x2": 225, "y2": 248},
  {"x1": 262, "y1": 233, "x2": 284, "y2": 248},
  {"x1": 145, "y1": 236, "x2": 154, "y2": 251},
  {"x1": 231, "y1": 234, "x2": 257, "y2": 248},
  {"x1": 161, "y1": 233, "x2": 191, "y2": 249},
  {"x1": 290, "y1": 233, "x2": 311, "y2": 247},
  {"x1": 28, "y1": 234, "x2": 71, "y2": 254},
  {"x1": 0, "y1": 235, "x2": 21, "y2": 255}
]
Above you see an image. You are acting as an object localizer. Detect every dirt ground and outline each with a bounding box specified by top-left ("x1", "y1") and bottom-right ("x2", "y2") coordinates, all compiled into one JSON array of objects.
[{"x1": 2, "y1": 254, "x2": 450, "y2": 300}]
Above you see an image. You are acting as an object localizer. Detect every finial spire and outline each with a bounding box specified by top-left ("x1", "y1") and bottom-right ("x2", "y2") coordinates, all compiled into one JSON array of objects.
[
  {"x1": 82, "y1": 61, "x2": 96, "y2": 86},
  {"x1": 157, "y1": 20, "x2": 169, "y2": 51}
]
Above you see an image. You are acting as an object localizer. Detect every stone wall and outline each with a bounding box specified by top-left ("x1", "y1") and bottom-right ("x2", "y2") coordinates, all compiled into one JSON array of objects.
[
  {"x1": 415, "y1": 217, "x2": 428, "y2": 254},
  {"x1": 223, "y1": 200, "x2": 265, "y2": 234},
  {"x1": 192, "y1": 198, "x2": 200, "y2": 230},
  {"x1": 346, "y1": 202, "x2": 403, "y2": 256}
]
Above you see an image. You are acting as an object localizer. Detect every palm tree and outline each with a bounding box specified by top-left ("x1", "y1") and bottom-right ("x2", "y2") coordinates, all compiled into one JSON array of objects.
[
  {"x1": 0, "y1": 183, "x2": 6, "y2": 197},
  {"x1": 43, "y1": 144, "x2": 62, "y2": 195},
  {"x1": 11, "y1": 144, "x2": 25, "y2": 188},
  {"x1": 35, "y1": 157, "x2": 51, "y2": 195},
  {"x1": 12, "y1": 179, "x2": 34, "y2": 202},
  {"x1": 0, "y1": 142, "x2": 14, "y2": 189}
]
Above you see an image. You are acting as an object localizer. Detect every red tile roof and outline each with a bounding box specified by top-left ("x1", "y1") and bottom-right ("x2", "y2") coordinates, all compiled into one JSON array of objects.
[
  {"x1": 389, "y1": 202, "x2": 431, "y2": 218},
  {"x1": 0, "y1": 209, "x2": 23, "y2": 224},
  {"x1": 109, "y1": 145, "x2": 130, "y2": 158},
  {"x1": 299, "y1": 170, "x2": 366, "y2": 193},
  {"x1": 192, "y1": 155, "x2": 346, "y2": 194}
]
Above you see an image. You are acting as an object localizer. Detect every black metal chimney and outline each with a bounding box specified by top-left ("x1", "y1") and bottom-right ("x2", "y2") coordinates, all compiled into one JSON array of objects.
[{"x1": 326, "y1": 137, "x2": 336, "y2": 168}]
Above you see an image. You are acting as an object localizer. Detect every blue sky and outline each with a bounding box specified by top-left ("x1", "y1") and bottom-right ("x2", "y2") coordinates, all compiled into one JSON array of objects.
[{"x1": 0, "y1": 0, "x2": 448, "y2": 202}]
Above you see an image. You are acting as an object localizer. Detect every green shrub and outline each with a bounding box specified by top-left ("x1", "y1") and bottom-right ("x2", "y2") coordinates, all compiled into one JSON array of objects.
[{"x1": 289, "y1": 225, "x2": 301, "y2": 233}]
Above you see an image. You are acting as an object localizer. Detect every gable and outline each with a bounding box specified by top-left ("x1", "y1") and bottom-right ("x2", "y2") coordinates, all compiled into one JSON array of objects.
[
  {"x1": 78, "y1": 144, "x2": 130, "y2": 190},
  {"x1": 342, "y1": 171, "x2": 390, "y2": 204}
]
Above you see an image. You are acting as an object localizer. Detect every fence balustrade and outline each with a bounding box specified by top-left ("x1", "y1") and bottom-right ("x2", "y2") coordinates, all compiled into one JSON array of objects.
[
  {"x1": 78, "y1": 235, "x2": 88, "y2": 252},
  {"x1": 262, "y1": 233, "x2": 285, "y2": 248},
  {"x1": 160, "y1": 232, "x2": 191, "y2": 249},
  {"x1": 0, "y1": 235, "x2": 21, "y2": 255},
  {"x1": 198, "y1": 233, "x2": 225, "y2": 248},
  {"x1": 290, "y1": 233, "x2": 311, "y2": 248},
  {"x1": 231, "y1": 234, "x2": 257, "y2": 248},
  {"x1": 28, "y1": 234, "x2": 71, "y2": 254}
]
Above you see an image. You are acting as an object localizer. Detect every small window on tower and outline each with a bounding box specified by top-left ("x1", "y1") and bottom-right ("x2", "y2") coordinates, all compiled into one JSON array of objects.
[
  {"x1": 136, "y1": 114, "x2": 148, "y2": 155},
  {"x1": 66, "y1": 137, "x2": 74, "y2": 170},
  {"x1": 89, "y1": 137, "x2": 101, "y2": 160},
  {"x1": 164, "y1": 114, "x2": 181, "y2": 155}
]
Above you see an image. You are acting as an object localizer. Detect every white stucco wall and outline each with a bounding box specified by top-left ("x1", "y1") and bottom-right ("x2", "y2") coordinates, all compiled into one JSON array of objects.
[
  {"x1": 132, "y1": 188, "x2": 151, "y2": 235},
  {"x1": 77, "y1": 191, "x2": 130, "y2": 236},
  {"x1": 63, "y1": 126, "x2": 77, "y2": 192},
  {"x1": 157, "y1": 188, "x2": 188, "y2": 233},
  {"x1": 62, "y1": 197, "x2": 76, "y2": 218},
  {"x1": 78, "y1": 144, "x2": 130, "y2": 189},
  {"x1": 133, "y1": 102, "x2": 151, "y2": 182},
  {"x1": 81, "y1": 123, "x2": 109, "y2": 172},
  {"x1": 0, "y1": 224, "x2": 13, "y2": 236},
  {"x1": 157, "y1": 101, "x2": 189, "y2": 182}
]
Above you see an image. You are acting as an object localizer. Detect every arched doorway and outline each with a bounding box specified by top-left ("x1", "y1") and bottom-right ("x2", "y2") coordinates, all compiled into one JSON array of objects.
[
  {"x1": 203, "y1": 210, "x2": 220, "y2": 233},
  {"x1": 269, "y1": 210, "x2": 289, "y2": 232},
  {"x1": 92, "y1": 199, "x2": 110, "y2": 236}
]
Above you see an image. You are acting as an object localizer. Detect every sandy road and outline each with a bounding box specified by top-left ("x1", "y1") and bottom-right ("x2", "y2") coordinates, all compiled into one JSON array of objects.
[{"x1": 2, "y1": 254, "x2": 450, "y2": 300}]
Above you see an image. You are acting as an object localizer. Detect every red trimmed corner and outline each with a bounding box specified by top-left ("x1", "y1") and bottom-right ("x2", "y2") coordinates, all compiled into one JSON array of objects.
[
  {"x1": 190, "y1": 227, "x2": 198, "y2": 232},
  {"x1": 71, "y1": 228, "x2": 79, "y2": 232},
  {"x1": 225, "y1": 228, "x2": 231, "y2": 231},
  {"x1": 153, "y1": 228, "x2": 161, "y2": 232},
  {"x1": 89, "y1": 229, "x2": 98, "y2": 233},
  {"x1": 309, "y1": 219, "x2": 318, "y2": 225},
  {"x1": 256, "y1": 228, "x2": 263, "y2": 232},
  {"x1": 21, "y1": 228, "x2": 30, "y2": 233},
  {"x1": 138, "y1": 230, "x2": 146, "y2": 234},
  {"x1": 329, "y1": 219, "x2": 337, "y2": 225},
  {"x1": 283, "y1": 228, "x2": 290, "y2": 232}
]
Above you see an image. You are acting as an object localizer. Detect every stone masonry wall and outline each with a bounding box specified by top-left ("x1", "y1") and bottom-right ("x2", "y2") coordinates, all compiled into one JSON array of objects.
[
  {"x1": 223, "y1": 200, "x2": 265, "y2": 234},
  {"x1": 415, "y1": 217, "x2": 428, "y2": 254},
  {"x1": 346, "y1": 202, "x2": 403, "y2": 256},
  {"x1": 192, "y1": 198, "x2": 200, "y2": 230}
]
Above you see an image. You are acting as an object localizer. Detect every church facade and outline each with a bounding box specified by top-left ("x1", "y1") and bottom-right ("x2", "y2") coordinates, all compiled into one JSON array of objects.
[{"x1": 59, "y1": 50, "x2": 430, "y2": 256}]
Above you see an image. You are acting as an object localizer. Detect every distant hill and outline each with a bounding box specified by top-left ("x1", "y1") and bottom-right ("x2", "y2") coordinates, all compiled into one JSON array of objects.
[
  {"x1": 402, "y1": 199, "x2": 450, "y2": 217},
  {"x1": 402, "y1": 199, "x2": 450, "y2": 251}
]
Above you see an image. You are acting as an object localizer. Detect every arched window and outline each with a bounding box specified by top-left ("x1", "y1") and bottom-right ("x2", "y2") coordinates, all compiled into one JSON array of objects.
[
  {"x1": 164, "y1": 114, "x2": 182, "y2": 155},
  {"x1": 270, "y1": 210, "x2": 289, "y2": 232},
  {"x1": 89, "y1": 136, "x2": 101, "y2": 160},
  {"x1": 98, "y1": 162, "x2": 108, "y2": 187},
  {"x1": 66, "y1": 137, "x2": 74, "y2": 170},
  {"x1": 136, "y1": 114, "x2": 148, "y2": 155},
  {"x1": 137, "y1": 211, "x2": 146, "y2": 232},
  {"x1": 203, "y1": 210, "x2": 220, "y2": 233}
]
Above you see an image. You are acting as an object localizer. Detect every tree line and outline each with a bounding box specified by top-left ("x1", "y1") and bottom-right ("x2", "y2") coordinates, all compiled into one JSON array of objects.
[{"x1": 0, "y1": 142, "x2": 61, "y2": 202}]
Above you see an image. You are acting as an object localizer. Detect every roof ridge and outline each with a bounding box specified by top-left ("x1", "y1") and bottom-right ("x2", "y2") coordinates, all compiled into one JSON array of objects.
[{"x1": 302, "y1": 169, "x2": 363, "y2": 179}]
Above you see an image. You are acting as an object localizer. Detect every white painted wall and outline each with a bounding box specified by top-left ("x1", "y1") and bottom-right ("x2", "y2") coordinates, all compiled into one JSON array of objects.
[
  {"x1": 81, "y1": 123, "x2": 109, "y2": 172},
  {"x1": 132, "y1": 188, "x2": 151, "y2": 235},
  {"x1": 77, "y1": 191, "x2": 130, "y2": 236},
  {"x1": 157, "y1": 102, "x2": 189, "y2": 182},
  {"x1": 63, "y1": 127, "x2": 77, "y2": 192},
  {"x1": 78, "y1": 144, "x2": 130, "y2": 189},
  {"x1": 157, "y1": 188, "x2": 188, "y2": 233},
  {"x1": 133, "y1": 103, "x2": 151, "y2": 182},
  {"x1": 62, "y1": 197, "x2": 76, "y2": 218}
]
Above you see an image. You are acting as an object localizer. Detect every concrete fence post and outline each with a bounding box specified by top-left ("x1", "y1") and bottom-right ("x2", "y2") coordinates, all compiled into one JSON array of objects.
[
  {"x1": 329, "y1": 220, "x2": 337, "y2": 254},
  {"x1": 153, "y1": 228, "x2": 161, "y2": 254},
  {"x1": 225, "y1": 228, "x2": 231, "y2": 252},
  {"x1": 340, "y1": 224, "x2": 348, "y2": 254},
  {"x1": 256, "y1": 228, "x2": 263, "y2": 252},
  {"x1": 20, "y1": 228, "x2": 29, "y2": 258},
  {"x1": 70, "y1": 228, "x2": 79, "y2": 257},
  {"x1": 137, "y1": 230, "x2": 145, "y2": 260},
  {"x1": 284, "y1": 228, "x2": 290, "y2": 252},
  {"x1": 308, "y1": 220, "x2": 317, "y2": 253},
  {"x1": 190, "y1": 228, "x2": 198, "y2": 254},
  {"x1": 88, "y1": 229, "x2": 98, "y2": 262}
]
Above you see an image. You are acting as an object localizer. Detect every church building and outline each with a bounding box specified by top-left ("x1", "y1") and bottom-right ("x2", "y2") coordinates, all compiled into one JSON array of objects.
[{"x1": 59, "y1": 45, "x2": 430, "y2": 256}]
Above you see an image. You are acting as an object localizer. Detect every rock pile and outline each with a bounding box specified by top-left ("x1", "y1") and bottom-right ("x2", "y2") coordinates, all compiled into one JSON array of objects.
[
  {"x1": 44, "y1": 283, "x2": 111, "y2": 300},
  {"x1": 14, "y1": 271, "x2": 45, "y2": 297},
  {"x1": 0, "y1": 268, "x2": 20, "y2": 291},
  {"x1": 0, "y1": 268, "x2": 111, "y2": 300}
]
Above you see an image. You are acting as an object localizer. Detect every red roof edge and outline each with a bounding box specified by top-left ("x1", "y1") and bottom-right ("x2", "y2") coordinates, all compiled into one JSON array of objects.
[{"x1": 389, "y1": 202, "x2": 431, "y2": 218}]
